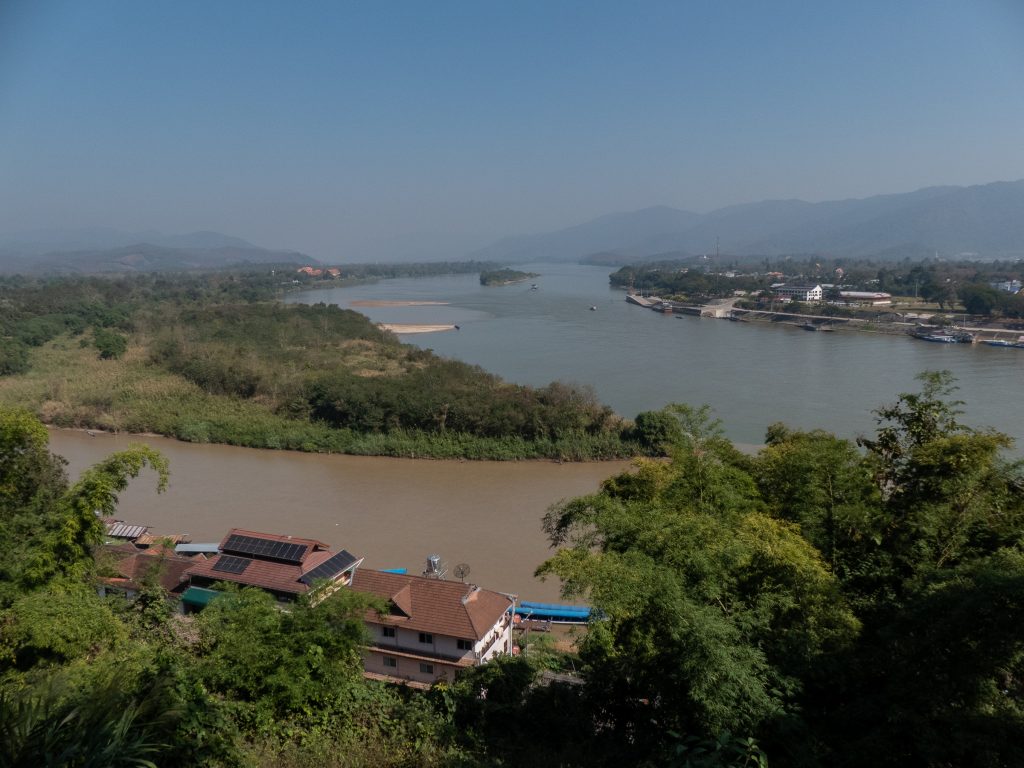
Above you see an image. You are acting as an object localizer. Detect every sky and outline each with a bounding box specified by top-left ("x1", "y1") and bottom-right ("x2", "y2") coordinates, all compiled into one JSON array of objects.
[{"x1": 0, "y1": 0, "x2": 1023, "y2": 260}]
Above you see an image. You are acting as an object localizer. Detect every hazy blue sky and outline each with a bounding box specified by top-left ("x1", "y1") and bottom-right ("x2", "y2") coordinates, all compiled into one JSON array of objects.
[{"x1": 1, "y1": 0, "x2": 1022, "y2": 259}]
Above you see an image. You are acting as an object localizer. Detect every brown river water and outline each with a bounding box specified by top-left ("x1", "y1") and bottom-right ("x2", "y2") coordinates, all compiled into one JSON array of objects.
[{"x1": 48, "y1": 429, "x2": 628, "y2": 602}]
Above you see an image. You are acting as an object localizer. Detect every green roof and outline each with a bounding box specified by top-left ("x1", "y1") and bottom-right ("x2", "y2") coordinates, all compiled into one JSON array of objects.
[{"x1": 181, "y1": 586, "x2": 223, "y2": 608}]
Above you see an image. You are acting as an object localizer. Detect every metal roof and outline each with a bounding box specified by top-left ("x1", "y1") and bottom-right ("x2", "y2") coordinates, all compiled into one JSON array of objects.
[
  {"x1": 105, "y1": 522, "x2": 150, "y2": 539},
  {"x1": 175, "y1": 543, "x2": 221, "y2": 554}
]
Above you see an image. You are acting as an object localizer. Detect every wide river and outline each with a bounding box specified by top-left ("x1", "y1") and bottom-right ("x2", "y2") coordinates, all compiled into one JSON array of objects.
[
  {"x1": 291, "y1": 263, "x2": 1024, "y2": 447},
  {"x1": 48, "y1": 429, "x2": 626, "y2": 602},
  {"x1": 46, "y1": 263, "x2": 1023, "y2": 603}
]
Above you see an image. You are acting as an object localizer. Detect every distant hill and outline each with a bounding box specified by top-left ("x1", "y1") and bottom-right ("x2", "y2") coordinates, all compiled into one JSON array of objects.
[
  {"x1": 0, "y1": 229, "x2": 314, "y2": 274},
  {"x1": 474, "y1": 180, "x2": 1024, "y2": 263}
]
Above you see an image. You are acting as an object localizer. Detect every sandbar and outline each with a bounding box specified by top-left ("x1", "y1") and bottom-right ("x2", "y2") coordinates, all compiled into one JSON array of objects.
[
  {"x1": 379, "y1": 323, "x2": 458, "y2": 334},
  {"x1": 351, "y1": 300, "x2": 450, "y2": 307}
]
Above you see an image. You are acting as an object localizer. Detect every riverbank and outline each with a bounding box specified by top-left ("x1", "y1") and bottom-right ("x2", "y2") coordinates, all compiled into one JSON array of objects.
[{"x1": 629, "y1": 294, "x2": 1022, "y2": 341}]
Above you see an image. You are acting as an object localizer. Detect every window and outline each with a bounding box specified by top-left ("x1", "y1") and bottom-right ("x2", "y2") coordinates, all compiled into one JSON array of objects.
[
  {"x1": 418, "y1": 632, "x2": 433, "y2": 644},
  {"x1": 457, "y1": 639, "x2": 473, "y2": 651},
  {"x1": 419, "y1": 663, "x2": 434, "y2": 674},
  {"x1": 382, "y1": 626, "x2": 396, "y2": 638},
  {"x1": 383, "y1": 656, "x2": 397, "y2": 668}
]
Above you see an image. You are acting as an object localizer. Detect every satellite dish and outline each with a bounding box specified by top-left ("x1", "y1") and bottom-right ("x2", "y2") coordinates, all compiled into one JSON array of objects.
[{"x1": 454, "y1": 563, "x2": 470, "y2": 582}]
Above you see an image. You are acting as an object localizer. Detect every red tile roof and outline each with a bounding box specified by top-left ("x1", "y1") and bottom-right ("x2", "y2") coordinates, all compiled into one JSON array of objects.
[
  {"x1": 185, "y1": 555, "x2": 311, "y2": 595},
  {"x1": 352, "y1": 569, "x2": 512, "y2": 641}
]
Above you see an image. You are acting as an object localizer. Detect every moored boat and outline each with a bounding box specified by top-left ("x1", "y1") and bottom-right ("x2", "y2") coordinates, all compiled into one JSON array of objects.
[{"x1": 985, "y1": 335, "x2": 1024, "y2": 348}]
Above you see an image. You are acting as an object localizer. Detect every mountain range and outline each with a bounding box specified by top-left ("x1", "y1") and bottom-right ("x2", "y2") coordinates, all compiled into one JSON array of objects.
[
  {"x1": 0, "y1": 229, "x2": 313, "y2": 274},
  {"x1": 473, "y1": 180, "x2": 1024, "y2": 264}
]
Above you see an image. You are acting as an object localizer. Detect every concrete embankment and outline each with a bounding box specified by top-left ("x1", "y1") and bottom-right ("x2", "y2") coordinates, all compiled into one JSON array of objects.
[
  {"x1": 730, "y1": 309, "x2": 912, "y2": 335},
  {"x1": 626, "y1": 294, "x2": 1017, "y2": 338}
]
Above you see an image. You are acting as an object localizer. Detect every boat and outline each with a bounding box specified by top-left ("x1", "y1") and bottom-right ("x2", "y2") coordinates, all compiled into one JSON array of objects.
[
  {"x1": 921, "y1": 332, "x2": 973, "y2": 343},
  {"x1": 911, "y1": 326, "x2": 974, "y2": 344},
  {"x1": 800, "y1": 322, "x2": 818, "y2": 331},
  {"x1": 985, "y1": 335, "x2": 1024, "y2": 348},
  {"x1": 531, "y1": 284, "x2": 538, "y2": 290},
  {"x1": 590, "y1": 305, "x2": 597, "y2": 311},
  {"x1": 515, "y1": 600, "x2": 591, "y2": 623}
]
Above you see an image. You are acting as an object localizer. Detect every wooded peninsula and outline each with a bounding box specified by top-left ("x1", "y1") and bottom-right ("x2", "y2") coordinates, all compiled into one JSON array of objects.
[{"x1": 0, "y1": 268, "x2": 646, "y2": 460}]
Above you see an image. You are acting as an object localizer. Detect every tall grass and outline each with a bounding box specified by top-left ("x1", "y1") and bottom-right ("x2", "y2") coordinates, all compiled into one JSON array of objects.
[{"x1": 0, "y1": 335, "x2": 637, "y2": 460}]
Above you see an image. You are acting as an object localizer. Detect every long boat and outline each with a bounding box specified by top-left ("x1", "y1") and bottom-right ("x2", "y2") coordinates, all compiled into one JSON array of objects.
[
  {"x1": 985, "y1": 335, "x2": 1024, "y2": 348},
  {"x1": 515, "y1": 600, "x2": 591, "y2": 622}
]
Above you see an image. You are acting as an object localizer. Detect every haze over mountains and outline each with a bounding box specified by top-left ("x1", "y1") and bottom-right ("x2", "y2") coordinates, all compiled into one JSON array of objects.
[
  {"x1": 3, "y1": 180, "x2": 1022, "y2": 273},
  {"x1": 0, "y1": 228, "x2": 312, "y2": 274},
  {"x1": 475, "y1": 180, "x2": 1024, "y2": 264}
]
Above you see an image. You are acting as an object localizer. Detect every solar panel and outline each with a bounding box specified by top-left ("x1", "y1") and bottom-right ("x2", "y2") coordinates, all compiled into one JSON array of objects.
[
  {"x1": 222, "y1": 534, "x2": 307, "y2": 563},
  {"x1": 212, "y1": 555, "x2": 252, "y2": 574},
  {"x1": 300, "y1": 550, "x2": 358, "y2": 585}
]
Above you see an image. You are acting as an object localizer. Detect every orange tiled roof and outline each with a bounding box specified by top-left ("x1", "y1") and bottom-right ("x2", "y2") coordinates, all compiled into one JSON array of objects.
[
  {"x1": 185, "y1": 555, "x2": 311, "y2": 595},
  {"x1": 352, "y1": 569, "x2": 512, "y2": 641}
]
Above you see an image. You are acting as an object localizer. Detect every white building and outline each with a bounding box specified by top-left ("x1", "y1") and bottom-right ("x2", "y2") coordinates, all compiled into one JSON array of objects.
[
  {"x1": 352, "y1": 569, "x2": 514, "y2": 688},
  {"x1": 773, "y1": 284, "x2": 823, "y2": 302}
]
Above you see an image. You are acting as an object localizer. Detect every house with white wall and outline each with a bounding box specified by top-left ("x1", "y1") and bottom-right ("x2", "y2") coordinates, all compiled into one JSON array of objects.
[
  {"x1": 352, "y1": 568, "x2": 514, "y2": 687},
  {"x1": 773, "y1": 284, "x2": 823, "y2": 302}
]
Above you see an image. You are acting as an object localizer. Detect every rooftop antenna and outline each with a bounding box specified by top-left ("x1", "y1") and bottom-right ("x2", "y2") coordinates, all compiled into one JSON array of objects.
[
  {"x1": 716, "y1": 236, "x2": 720, "y2": 260},
  {"x1": 453, "y1": 563, "x2": 471, "y2": 582},
  {"x1": 423, "y1": 554, "x2": 447, "y2": 579}
]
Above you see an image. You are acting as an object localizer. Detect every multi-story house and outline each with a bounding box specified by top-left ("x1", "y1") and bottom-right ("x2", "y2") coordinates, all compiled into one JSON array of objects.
[
  {"x1": 773, "y1": 283, "x2": 823, "y2": 302},
  {"x1": 352, "y1": 568, "x2": 515, "y2": 687}
]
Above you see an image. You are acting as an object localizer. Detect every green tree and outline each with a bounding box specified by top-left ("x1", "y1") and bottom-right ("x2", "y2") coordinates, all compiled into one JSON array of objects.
[
  {"x1": 537, "y1": 406, "x2": 858, "y2": 761},
  {"x1": 630, "y1": 408, "x2": 685, "y2": 455},
  {"x1": 93, "y1": 327, "x2": 128, "y2": 359},
  {"x1": 798, "y1": 372, "x2": 1024, "y2": 767},
  {"x1": 0, "y1": 406, "x2": 168, "y2": 599},
  {"x1": 857, "y1": 371, "x2": 1023, "y2": 594},
  {"x1": 959, "y1": 283, "x2": 1002, "y2": 316},
  {"x1": 193, "y1": 586, "x2": 376, "y2": 727},
  {"x1": 0, "y1": 342, "x2": 29, "y2": 376},
  {"x1": 756, "y1": 425, "x2": 881, "y2": 595}
]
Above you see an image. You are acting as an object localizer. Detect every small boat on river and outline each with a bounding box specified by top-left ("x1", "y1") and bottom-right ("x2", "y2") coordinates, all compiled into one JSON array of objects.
[
  {"x1": 985, "y1": 335, "x2": 1024, "y2": 348},
  {"x1": 911, "y1": 326, "x2": 974, "y2": 344}
]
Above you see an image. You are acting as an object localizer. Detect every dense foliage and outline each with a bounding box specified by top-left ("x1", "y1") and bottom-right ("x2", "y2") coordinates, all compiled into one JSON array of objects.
[
  {"x1": 536, "y1": 373, "x2": 1024, "y2": 766},
  {"x1": 2, "y1": 370, "x2": 1022, "y2": 765},
  {"x1": 0, "y1": 270, "x2": 637, "y2": 460},
  {"x1": 479, "y1": 269, "x2": 538, "y2": 286}
]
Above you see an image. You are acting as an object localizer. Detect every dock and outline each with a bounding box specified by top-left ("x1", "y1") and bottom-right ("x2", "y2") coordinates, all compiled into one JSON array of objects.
[{"x1": 625, "y1": 294, "x2": 662, "y2": 308}]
